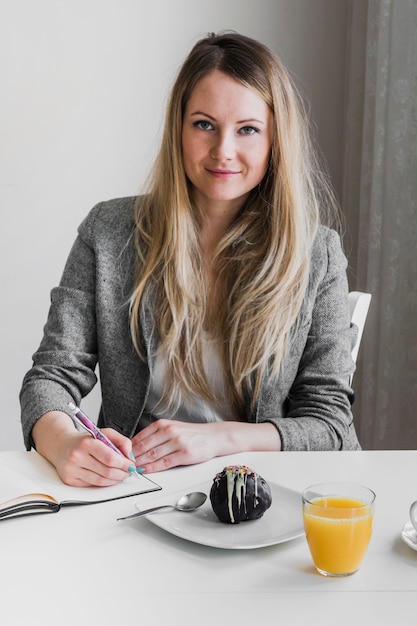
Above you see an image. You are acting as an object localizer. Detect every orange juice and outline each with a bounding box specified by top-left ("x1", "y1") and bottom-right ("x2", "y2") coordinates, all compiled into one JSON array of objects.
[{"x1": 303, "y1": 495, "x2": 374, "y2": 576}]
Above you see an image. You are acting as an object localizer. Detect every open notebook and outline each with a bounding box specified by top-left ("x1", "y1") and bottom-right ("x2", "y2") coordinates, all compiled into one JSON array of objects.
[{"x1": 0, "y1": 450, "x2": 161, "y2": 520}]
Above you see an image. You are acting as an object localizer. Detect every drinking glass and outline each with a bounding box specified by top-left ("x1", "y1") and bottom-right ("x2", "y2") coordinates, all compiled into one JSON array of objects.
[{"x1": 302, "y1": 482, "x2": 375, "y2": 577}]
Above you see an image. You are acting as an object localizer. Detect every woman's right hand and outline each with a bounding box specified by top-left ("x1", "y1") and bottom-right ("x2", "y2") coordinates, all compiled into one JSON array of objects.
[{"x1": 31, "y1": 411, "x2": 133, "y2": 487}]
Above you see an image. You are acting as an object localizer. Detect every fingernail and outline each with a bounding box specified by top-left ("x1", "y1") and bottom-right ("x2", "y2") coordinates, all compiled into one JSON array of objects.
[
  {"x1": 128, "y1": 464, "x2": 137, "y2": 473},
  {"x1": 136, "y1": 467, "x2": 146, "y2": 473},
  {"x1": 129, "y1": 451, "x2": 136, "y2": 461}
]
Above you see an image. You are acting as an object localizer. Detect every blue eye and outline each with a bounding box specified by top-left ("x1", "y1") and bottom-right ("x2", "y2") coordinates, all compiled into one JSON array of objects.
[
  {"x1": 194, "y1": 120, "x2": 214, "y2": 131},
  {"x1": 240, "y1": 126, "x2": 259, "y2": 135}
]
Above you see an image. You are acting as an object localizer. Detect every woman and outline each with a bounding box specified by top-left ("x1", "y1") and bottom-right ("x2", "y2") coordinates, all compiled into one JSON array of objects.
[{"x1": 20, "y1": 32, "x2": 360, "y2": 487}]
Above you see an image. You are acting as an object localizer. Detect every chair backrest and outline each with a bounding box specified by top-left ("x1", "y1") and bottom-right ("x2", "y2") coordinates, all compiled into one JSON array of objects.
[{"x1": 348, "y1": 291, "x2": 372, "y2": 380}]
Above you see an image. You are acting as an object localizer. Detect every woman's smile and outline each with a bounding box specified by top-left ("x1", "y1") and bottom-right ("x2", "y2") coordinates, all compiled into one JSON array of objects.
[{"x1": 206, "y1": 168, "x2": 241, "y2": 177}]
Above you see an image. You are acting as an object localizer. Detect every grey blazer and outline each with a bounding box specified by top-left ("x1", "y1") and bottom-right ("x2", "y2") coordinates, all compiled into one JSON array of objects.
[{"x1": 20, "y1": 196, "x2": 361, "y2": 451}]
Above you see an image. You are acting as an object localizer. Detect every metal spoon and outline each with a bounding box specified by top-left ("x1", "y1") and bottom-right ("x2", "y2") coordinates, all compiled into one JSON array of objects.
[{"x1": 117, "y1": 491, "x2": 207, "y2": 521}]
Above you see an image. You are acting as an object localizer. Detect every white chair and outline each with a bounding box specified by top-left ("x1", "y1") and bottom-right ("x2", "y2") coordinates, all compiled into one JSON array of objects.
[{"x1": 348, "y1": 291, "x2": 372, "y2": 384}]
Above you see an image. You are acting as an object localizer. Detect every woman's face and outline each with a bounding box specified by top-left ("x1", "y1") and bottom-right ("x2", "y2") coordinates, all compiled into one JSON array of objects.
[{"x1": 182, "y1": 70, "x2": 273, "y2": 218}]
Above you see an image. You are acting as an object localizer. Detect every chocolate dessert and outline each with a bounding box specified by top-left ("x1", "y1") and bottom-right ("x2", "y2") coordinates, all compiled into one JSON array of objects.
[{"x1": 210, "y1": 465, "x2": 272, "y2": 524}]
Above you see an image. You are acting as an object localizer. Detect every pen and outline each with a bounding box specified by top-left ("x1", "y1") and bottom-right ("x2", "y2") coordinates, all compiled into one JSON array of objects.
[{"x1": 67, "y1": 402, "x2": 143, "y2": 479}]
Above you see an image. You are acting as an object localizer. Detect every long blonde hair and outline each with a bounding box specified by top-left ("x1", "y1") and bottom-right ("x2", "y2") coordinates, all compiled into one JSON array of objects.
[{"x1": 130, "y1": 32, "x2": 338, "y2": 417}]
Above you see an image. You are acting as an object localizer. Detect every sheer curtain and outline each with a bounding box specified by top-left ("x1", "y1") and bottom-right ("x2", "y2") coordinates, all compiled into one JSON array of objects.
[{"x1": 343, "y1": 0, "x2": 417, "y2": 449}]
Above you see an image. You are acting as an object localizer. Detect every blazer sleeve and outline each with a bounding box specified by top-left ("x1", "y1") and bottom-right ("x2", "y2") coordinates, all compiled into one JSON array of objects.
[
  {"x1": 260, "y1": 228, "x2": 361, "y2": 451},
  {"x1": 19, "y1": 206, "x2": 102, "y2": 450}
]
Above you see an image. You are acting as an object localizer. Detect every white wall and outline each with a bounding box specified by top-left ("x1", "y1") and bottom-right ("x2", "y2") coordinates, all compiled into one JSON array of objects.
[{"x1": 0, "y1": 0, "x2": 348, "y2": 450}]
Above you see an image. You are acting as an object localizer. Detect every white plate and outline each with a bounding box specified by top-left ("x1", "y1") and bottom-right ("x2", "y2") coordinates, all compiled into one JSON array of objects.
[
  {"x1": 134, "y1": 479, "x2": 304, "y2": 549},
  {"x1": 401, "y1": 520, "x2": 417, "y2": 551}
]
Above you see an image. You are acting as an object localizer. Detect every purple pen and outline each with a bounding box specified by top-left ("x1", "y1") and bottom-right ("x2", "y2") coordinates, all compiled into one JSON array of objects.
[{"x1": 68, "y1": 402, "x2": 142, "y2": 478}]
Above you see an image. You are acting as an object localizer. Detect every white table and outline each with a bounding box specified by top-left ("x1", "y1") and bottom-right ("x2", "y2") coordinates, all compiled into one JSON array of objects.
[{"x1": 1, "y1": 450, "x2": 416, "y2": 625}]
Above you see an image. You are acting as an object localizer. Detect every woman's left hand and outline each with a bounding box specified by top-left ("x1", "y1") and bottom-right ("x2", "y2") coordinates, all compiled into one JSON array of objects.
[
  {"x1": 131, "y1": 419, "x2": 281, "y2": 473},
  {"x1": 131, "y1": 419, "x2": 218, "y2": 473}
]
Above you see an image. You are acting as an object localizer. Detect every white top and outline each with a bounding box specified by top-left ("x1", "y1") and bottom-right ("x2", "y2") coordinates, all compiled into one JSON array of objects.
[{"x1": 143, "y1": 333, "x2": 232, "y2": 425}]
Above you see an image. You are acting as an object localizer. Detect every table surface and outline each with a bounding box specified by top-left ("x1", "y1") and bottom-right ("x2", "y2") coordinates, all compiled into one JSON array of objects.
[{"x1": 1, "y1": 449, "x2": 416, "y2": 625}]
